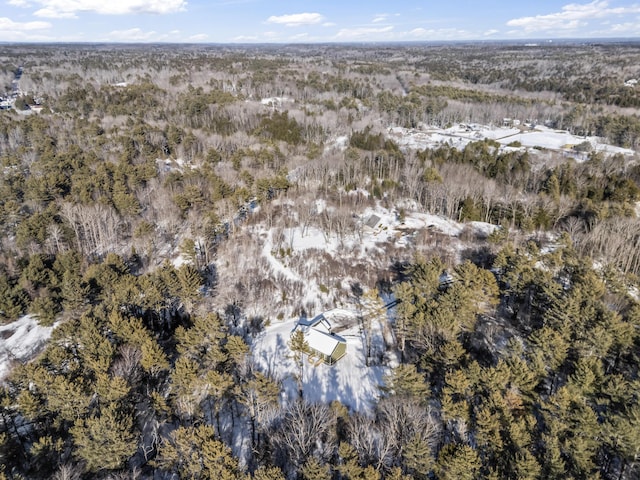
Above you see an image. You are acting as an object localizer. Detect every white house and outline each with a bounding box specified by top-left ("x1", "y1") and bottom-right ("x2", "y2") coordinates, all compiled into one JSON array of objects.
[{"x1": 291, "y1": 313, "x2": 347, "y2": 365}]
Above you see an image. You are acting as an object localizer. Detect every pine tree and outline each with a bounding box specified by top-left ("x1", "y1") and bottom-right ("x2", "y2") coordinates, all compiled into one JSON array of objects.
[
  {"x1": 154, "y1": 425, "x2": 240, "y2": 479},
  {"x1": 541, "y1": 433, "x2": 567, "y2": 479},
  {"x1": 382, "y1": 364, "x2": 430, "y2": 401},
  {"x1": 170, "y1": 357, "x2": 202, "y2": 420},
  {"x1": 252, "y1": 466, "x2": 286, "y2": 480},
  {"x1": 108, "y1": 311, "x2": 169, "y2": 376},
  {"x1": 0, "y1": 272, "x2": 26, "y2": 322},
  {"x1": 392, "y1": 257, "x2": 443, "y2": 355},
  {"x1": 337, "y1": 442, "x2": 365, "y2": 479},
  {"x1": 175, "y1": 313, "x2": 227, "y2": 369},
  {"x1": 441, "y1": 369, "x2": 472, "y2": 423},
  {"x1": 403, "y1": 433, "x2": 434, "y2": 479},
  {"x1": 512, "y1": 450, "x2": 541, "y2": 480},
  {"x1": 527, "y1": 326, "x2": 568, "y2": 393},
  {"x1": 361, "y1": 289, "x2": 387, "y2": 365},
  {"x1": 288, "y1": 329, "x2": 309, "y2": 398},
  {"x1": 300, "y1": 457, "x2": 331, "y2": 480},
  {"x1": 452, "y1": 260, "x2": 499, "y2": 316},
  {"x1": 177, "y1": 264, "x2": 203, "y2": 305},
  {"x1": 434, "y1": 444, "x2": 481, "y2": 480},
  {"x1": 386, "y1": 467, "x2": 413, "y2": 480},
  {"x1": 77, "y1": 314, "x2": 115, "y2": 376},
  {"x1": 60, "y1": 270, "x2": 89, "y2": 312},
  {"x1": 70, "y1": 403, "x2": 136, "y2": 472},
  {"x1": 604, "y1": 402, "x2": 640, "y2": 480},
  {"x1": 474, "y1": 406, "x2": 503, "y2": 454}
]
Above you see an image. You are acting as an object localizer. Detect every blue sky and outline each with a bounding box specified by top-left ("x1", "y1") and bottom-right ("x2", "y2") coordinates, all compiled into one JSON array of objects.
[{"x1": 2, "y1": 0, "x2": 640, "y2": 43}]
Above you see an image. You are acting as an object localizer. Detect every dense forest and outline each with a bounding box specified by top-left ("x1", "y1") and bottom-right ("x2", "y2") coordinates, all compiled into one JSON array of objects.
[{"x1": 0, "y1": 42, "x2": 639, "y2": 479}]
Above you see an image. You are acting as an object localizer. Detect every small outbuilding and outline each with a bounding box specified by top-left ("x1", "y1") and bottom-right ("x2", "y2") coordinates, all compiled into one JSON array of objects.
[{"x1": 365, "y1": 214, "x2": 381, "y2": 229}]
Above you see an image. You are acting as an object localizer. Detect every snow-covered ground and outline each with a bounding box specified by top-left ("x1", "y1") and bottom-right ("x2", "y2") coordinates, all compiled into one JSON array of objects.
[
  {"x1": 252, "y1": 308, "x2": 394, "y2": 413},
  {"x1": 0, "y1": 315, "x2": 55, "y2": 382},
  {"x1": 245, "y1": 203, "x2": 497, "y2": 412},
  {"x1": 260, "y1": 97, "x2": 293, "y2": 106},
  {"x1": 388, "y1": 123, "x2": 636, "y2": 160},
  {"x1": 252, "y1": 202, "x2": 496, "y2": 310}
]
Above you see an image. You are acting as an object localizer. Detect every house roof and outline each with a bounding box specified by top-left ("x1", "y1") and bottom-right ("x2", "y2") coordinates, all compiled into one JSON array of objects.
[
  {"x1": 293, "y1": 311, "x2": 347, "y2": 358},
  {"x1": 365, "y1": 214, "x2": 381, "y2": 229},
  {"x1": 297, "y1": 314, "x2": 331, "y2": 333},
  {"x1": 305, "y1": 328, "x2": 346, "y2": 357}
]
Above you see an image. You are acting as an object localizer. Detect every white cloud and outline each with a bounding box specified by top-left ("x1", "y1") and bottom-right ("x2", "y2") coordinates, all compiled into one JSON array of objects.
[
  {"x1": 233, "y1": 34, "x2": 258, "y2": 42},
  {"x1": 0, "y1": 16, "x2": 51, "y2": 41},
  {"x1": 484, "y1": 29, "x2": 499, "y2": 36},
  {"x1": 406, "y1": 27, "x2": 471, "y2": 40},
  {"x1": 266, "y1": 12, "x2": 324, "y2": 27},
  {"x1": 335, "y1": 25, "x2": 393, "y2": 40},
  {"x1": 372, "y1": 13, "x2": 401, "y2": 24},
  {"x1": 322, "y1": 22, "x2": 336, "y2": 27},
  {"x1": 34, "y1": 8, "x2": 76, "y2": 18},
  {"x1": 188, "y1": 33, "x2": 209, "y2": 41},
  {"x1": 24, "y1": 0, "x2": 187, "y2": 18},
  {"x1": 0, "y1": 16, "x2": 51, "y2": 31},
  {"x1": 610, "y1": 21, "x2": 640, "y2": 33},
  {"x1": 8, "y1": 0, "x2": 31, "y2": 6},
  {"x1": 506, "y1": 1, "x2": 640, "y2": 33},
  {"x1": 333, "y1": 25, "x2": 475, "y2": 42},
  {"x1": 107, "y1": 27, "x2": 157, "y2": 41}
]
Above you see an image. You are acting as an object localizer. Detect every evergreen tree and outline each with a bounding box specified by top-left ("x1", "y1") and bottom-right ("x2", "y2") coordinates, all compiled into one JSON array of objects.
[
  {"x1": 288, "y1": 329, "x2": 309, "y2": 398},
  {"x1": 382, "y1": 364, "x2": 430, "y2": 401},
  {"x1": 604, "y1": 402, "x2": 640, "y2": 480},
  {"x1": 70, "y1": 403, "x2": 136, "y2": 472},
  {"x1": 361, "y1": 288, "x2": 387, "y2": 365},
  {"x1": 337, "y1": 442, "x2": 365, "y2": 479},
  {"x1": 175, "y1": 312, "x2": 227, "y2": 369},
  {"x1": 154, "y1": 425, "x2": 241, "y2": 479},
  {"x1": 300, "y1": 457, "x2": 331, "y2": 480},
  {"x1": 434, "y1": 444, "x2": 481, "y2": 480},
  {"x1": 403, "y1": 433, "x2": 434, "y2": 479}
]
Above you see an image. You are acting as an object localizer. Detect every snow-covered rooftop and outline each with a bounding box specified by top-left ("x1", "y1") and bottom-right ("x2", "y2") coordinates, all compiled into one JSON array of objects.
[{"x1": 305, "y1": 328, "x2": 346, "y2": 357}]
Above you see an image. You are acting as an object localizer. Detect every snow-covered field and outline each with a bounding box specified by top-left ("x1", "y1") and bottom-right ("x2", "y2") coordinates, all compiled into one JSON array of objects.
[
  {"x1": 0, "y1": 315, "x2": 55, "y2": 381},
  {"x1": 388, "y1": 123, "x2": 636, "y2": 159}
]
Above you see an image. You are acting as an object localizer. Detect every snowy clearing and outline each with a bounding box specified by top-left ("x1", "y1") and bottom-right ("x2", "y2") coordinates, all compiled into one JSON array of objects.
[
  {"x1": 252, "y1": 308, "x2": 393, "y2": 413},
  {"x1": 246, "y1": 203, "x2": 497, "y2": 412},
  {"x1": 0, "y1": 315, "x2": 55, "y2": 382},
  {"x1": 388, "y1": 123, "x2": 636, "y2": 160}
]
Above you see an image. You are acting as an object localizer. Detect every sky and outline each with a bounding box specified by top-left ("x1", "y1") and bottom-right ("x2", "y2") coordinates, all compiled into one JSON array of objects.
[{"x1": 2, "y1": 0, "x2": 640, "y2": 43}]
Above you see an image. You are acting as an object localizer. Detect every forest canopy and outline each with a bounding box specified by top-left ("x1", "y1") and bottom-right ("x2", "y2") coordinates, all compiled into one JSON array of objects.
[{"x1": 0, "y1": 42, "x2": 639, "y2": 480}]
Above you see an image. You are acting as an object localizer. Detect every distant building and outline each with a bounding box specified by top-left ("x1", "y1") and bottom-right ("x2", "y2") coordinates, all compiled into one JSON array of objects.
[
  {"x1": 365, "y1": 214, "x2": 381, "y2": 229},
  {"x1": 291, "y1": 313, "x2": 347, "y2": 366}
]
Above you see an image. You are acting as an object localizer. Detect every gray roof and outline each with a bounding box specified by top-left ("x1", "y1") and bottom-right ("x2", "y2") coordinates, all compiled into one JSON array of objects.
[{"x1": 365, "y1": 214, "x2": 381, "y2": 229}]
